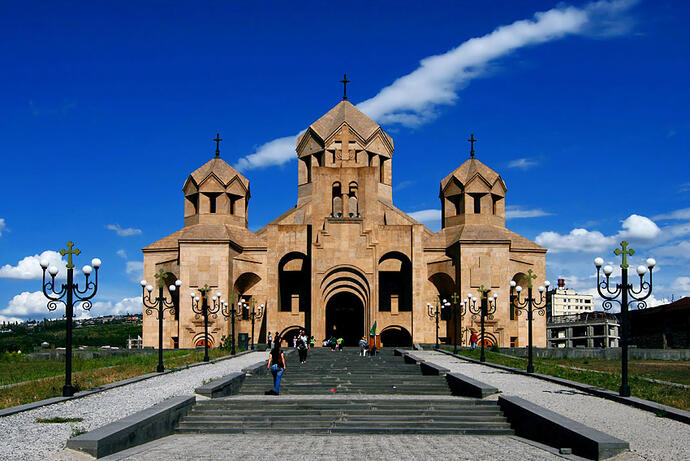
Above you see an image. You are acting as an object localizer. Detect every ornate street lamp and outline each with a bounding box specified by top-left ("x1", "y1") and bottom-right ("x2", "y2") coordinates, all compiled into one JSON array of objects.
[
  {"x1": 40, "y1": 241, "x2": 101, "y2": 397},
  {"x1": 190, "y1": 284, "x2": 224, "y2": 362},
  {"x1": 466, "y1": 286, "x2": 497, "y2": 363},
  {"x1": 221, "y1": 293, "x2": 243, "y2": 355},
  {"x1": 449, "y1": 293, "x2": 467, "y2": 354},
  {"x1": 595, "y1": 240, "x2": 655, "y2": 397},
  {"x1": 510, "y1": 270, "x2": 550, "y2": 373},
  {"x1": 426, "y1": 296, "x2": 450, "y2": 349},
  {"x1": 242, "y1": 298, "x2": 265, "y2": 350},
  {"x1": 140, "y1": 269, "x2": 182, "y2": 372}
]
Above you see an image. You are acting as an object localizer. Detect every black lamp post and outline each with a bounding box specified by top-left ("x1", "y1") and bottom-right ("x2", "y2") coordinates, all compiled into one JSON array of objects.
[
  {"x1": 449, "y1": 292, "x2": 467, "y2": 354},
  {"x1": 40, "y1": 241, "x2": 101, "y2": 397},
  {"x1": 466, "y1": 285, "x2": 497, "y2": 363},
  {"x1": 141, "y1": 269, "x2": 181, "y2": 372},
  {"x1": 595, "y1": 240, "x2": 655, "y2": 397},
  {"x1": 190, "y1": 284, "x2": 223, "y2": 362},
  {"x1": 221, "y1": 293, "x2": 242, "y2": 355},
  {"x1": 510, "y1": 270, "x2": 550, "y2": 373},
  {"x1": 427, "y1": 296, "x2": 450, "y2": 350},
  {"x1": 242, "y1": 298, "x2": 265, "y2": 350}
]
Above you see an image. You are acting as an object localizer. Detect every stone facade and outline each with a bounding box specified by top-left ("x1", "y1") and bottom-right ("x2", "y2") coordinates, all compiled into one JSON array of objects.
[{"x1": 142, "y1": 100, "x2": 547, "y2": 349}]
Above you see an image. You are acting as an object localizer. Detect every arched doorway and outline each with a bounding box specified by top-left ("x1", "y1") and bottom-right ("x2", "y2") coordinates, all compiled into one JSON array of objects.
[
  {"x1": 380, "y1": 326, "x2": 412, "y2": 347},
  {"x1": 326, "y1": 292, "x2": 364, "y2": 346}
]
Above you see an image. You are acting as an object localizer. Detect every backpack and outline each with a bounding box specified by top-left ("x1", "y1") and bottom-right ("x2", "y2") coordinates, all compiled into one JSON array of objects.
[{"x1": 297, "y1": 338, "x2": 307, "y2": 350}]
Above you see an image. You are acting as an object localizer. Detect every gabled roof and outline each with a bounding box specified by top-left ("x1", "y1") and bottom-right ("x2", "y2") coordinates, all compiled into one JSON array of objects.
[
  {"x1": 143, "y1": 223, "x2": 266, "y2": 251},
  {"x1": 440, "y1": 158, "x2": 506, "y2": 192},
  {"x1": 424, "y1": 225, "x2": 545, "y2": 252},
  {"x1": 297, "y1": 101, "x2": 394, "y2": 151},
  {"x1": 188, "y1": 157, "x2": 249, "y2": 190}
]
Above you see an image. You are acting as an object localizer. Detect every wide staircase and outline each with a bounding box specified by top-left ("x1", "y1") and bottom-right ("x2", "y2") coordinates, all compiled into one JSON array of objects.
[{"x1": 176, "y1": 348, "x2": 514, "y2": 435}]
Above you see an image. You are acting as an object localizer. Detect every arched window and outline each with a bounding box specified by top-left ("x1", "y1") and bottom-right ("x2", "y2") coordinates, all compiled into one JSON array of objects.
[
  {"x1": 348, "y1": 182, "x2": 358, "y2": 217},
  {"x1": 332, "y1": 182, "x2": 342, "y2": 217}
]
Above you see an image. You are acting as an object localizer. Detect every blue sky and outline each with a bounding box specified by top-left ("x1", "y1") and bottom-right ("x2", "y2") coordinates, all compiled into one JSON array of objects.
[{"x1": 1, "y1": 0, "x2": 688, "y2": 321}]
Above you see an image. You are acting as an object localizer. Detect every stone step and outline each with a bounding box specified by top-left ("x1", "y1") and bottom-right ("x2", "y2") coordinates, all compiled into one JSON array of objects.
[
  {"x1": 176, "y1": 426, "x2": 515, "y2": 435},
  {"x1": 182, "y1": 414, "x2": 507, "y2": 423}
]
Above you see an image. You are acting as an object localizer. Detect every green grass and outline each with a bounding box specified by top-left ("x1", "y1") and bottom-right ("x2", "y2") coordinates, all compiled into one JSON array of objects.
[
  {"x1": 447, "y1": 347, "x2": 690, "y2": 411},
  {"x1": 0, "y1": 320, "x2": 142, "y2": 353},
  {"x1": 0, "y1": 348, "x2": 232, "y2": 409},
  {"x1": 35, "y1": 417, "x2": 84, "y2": 423}
]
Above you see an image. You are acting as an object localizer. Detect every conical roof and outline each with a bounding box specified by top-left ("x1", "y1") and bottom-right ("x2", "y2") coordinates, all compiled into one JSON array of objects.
[
  {"x1": 188, "y1": 157, "x2": 249, "y2": 190},
  {"x1": 298, "y1": 100, "x2": 393, "y2": 149},
  {"x1": 440, "y1": 157, "x2": 504, "y2": 191}
]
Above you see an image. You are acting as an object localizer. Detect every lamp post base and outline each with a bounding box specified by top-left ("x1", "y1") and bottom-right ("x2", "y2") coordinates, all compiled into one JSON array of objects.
[
  {"x1": 619, "y1": 385, "x2": 631, "y2": 397},
  {"x1": 527, "y1": 364, "x2": 534, "y2": 373},
  {"x1": 157, "y1": 364, "x2": 164, "y2": 373},
  {"x1": 62, "y1": 385, "x2": 75, "y2": 397}
]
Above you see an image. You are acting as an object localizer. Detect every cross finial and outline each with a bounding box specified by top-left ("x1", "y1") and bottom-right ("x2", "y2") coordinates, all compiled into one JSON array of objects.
[
  {"x1": 614, "y1": 240, "x2": 635, "y2": 269},
  {"x1": 526, "y1": 269, "x2": 538, "y2": 289},
  {"x1": 154, "y1": 268, "x2": 167, "y2": 287},
  {"x1": 340, "y1": 73, "x2": 350, "y2": 101},
  {"x1": 468, "y1": 134, "x2": 477, "y2": 158},
  {"x1": 478, "y1": 285, "x2": 490, "y2": 298},
  {"x1": 452, "y1": 292, "x2": 460, "y2": 304},
  {"x1": 213, "y1": 133, "x2": 223, "y2": 158},
  {"x1": 59, "y1": 241, "x2": 81, "y2": 269},
  {"x1": 198, "y1": 284, "x2": 211, "y2": 298}
]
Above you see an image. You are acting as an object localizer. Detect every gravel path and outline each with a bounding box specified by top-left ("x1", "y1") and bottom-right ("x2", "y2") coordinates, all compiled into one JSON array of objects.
[
  {"x1": 0, "y1": 351, "x2": 267, "y2": 461},
  {"x1": 416, "y1": 351, "x2": 690, "y2": 461}
]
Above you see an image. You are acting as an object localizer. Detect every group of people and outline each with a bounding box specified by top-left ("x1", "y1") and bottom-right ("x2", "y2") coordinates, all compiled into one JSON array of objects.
[
  {"x1": 358, "y1": 336, "x2": 376, "y2": 356},
  {"x1": 324, "y1": 336, "x2": 344, "y2": 351}
]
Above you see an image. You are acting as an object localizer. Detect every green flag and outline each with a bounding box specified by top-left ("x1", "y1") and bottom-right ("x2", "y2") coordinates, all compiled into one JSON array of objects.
[{"x1": 369, "y1": 321, "x2": 377, "y2": 336}]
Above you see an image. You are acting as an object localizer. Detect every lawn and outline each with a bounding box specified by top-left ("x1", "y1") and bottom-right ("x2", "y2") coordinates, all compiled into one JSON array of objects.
[
  {"x1": 447, "y1": 347, "x2": 690, "y2": 411},
  {"x1": 0, "y1": 348, "x2": 234, "y2": 410}
]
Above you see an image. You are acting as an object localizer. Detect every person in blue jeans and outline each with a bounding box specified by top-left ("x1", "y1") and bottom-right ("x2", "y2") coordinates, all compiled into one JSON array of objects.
[{"x1": 265, "y1": 344, "x2": 286, "y2": 395}]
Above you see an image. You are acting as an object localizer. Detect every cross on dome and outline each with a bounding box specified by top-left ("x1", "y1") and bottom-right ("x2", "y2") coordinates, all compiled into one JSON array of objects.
[
  {"x1": 340, "y1": 73, "x2": 350, "y2": 101},
  {"x1": 468, "y1": 134, "x2": 477, "y2": 158},
  {"x1": 213, "y1": 133, "x2": 223, "y2": 157}
]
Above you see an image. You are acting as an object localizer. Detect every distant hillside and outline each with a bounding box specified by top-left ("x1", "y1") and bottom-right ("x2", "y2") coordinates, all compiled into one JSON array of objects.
[{"x1": 0, "y1": 318, "x2": 142, "y2": 352}]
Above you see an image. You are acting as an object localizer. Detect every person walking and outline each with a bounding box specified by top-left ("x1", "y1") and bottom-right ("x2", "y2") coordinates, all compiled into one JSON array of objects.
[
  {"x1": 297, "y1": 330, "x2": 309, "y2": 364},
  {"x1": 274, "y1": 331, "x2": 281, "y2": 350},
  {"x1": 266, "y1": 343, "x2": 286, "y2": 395},
  {"x1": 337, "y1": 336, "x2": 344, "y2": 351},
  {"x1": 309, "y1": 336, "x2": 315, "y2": 349},
  {"x1": 267, "y1": 332, "x2": 273, "y2": 350},
  {"x1": 470, "y1": 332, "x2": 479, "y2": 350},
  {"x1": 359, "y1": 336, "x2": 368, "y2": 357}
]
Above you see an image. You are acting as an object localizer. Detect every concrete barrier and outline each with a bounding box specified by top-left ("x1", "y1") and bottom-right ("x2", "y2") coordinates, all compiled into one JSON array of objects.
[
  {"x1": 446, "y1": 372, "x2": 499, "y2": 398},
  {"x1": 241, "y1": 361, "x2": 268, "y2": 376},
  {"x1": 498, "y1": 395, "x2": 629, "y2": 460},
  {"x1": 66, "y1": 395, "x2": 195, "y2": 458},
  {"x1": 403, "y1": 353, "x2": 425, "y2": 364},
  {"x1": 420, "y1": 361, "x2": 450, "y2": 376},
  {"x1": 194, "y1": 372, "x2": 245, "y2": 398}
]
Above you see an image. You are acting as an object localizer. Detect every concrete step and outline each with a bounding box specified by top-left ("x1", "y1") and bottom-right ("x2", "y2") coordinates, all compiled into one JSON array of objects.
[{"x1": 176, "y1": 426, "x2": 515, "y2": 435}]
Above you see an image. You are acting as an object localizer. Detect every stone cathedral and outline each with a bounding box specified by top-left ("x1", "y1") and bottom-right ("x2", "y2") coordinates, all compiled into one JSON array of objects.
[{"x1": 142, "y1": 99, "x2": 547, "y2": 349}]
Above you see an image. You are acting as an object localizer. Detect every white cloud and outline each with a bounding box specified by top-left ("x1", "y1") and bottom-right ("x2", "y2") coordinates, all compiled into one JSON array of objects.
[
  {"x1": 91, "y1": 297, "x2": 142, "y2": 316},
  {"x1": 505, "y1": 206, "x2": 552, "y2": 219},
  {"x1": 1, "y1": 291, "x2": 62, "y2": 318},
  {"x1": 126, "y1": 261, "x2": 144, "y2": 282},
  {"x1": 507, "y1": 158, "x2": 539, "y2": 170},
  {"x1": 106, "y1": 224, "x2": 142, "y2": 237},
  {"x1": 654, "y1": 241, "x2": 690, "y2": 260},
  {"x1": 0, "y1": 218, "x2": 6, "y2": 237},
  {"x1": 618, "y1": 214, "x2": 660, "y2": 240},
  {"x1": 0, "y1": 250, "x2": 68, "y2": 280},
  {"x1": 234, "y1": 134, "x2": 299, "y2": 171},
  {"x1": 234, "y1": 0, "x2": 637, "y2": 170},
  {"x1": 407, "y1": 209, "x2": 441, "y2": 223},
  {"x1": 116, "y1": 249, "x2": 127, "y2": 259},
  {"x1": 653, "y1": 207, "x2": 690, "y2": 221},
  {"x1": 672, "y1": 276, "x2": 690, "y2": 295},
  {"x1": 536, "y1": 214, "x2": 660, "y2": 253}
]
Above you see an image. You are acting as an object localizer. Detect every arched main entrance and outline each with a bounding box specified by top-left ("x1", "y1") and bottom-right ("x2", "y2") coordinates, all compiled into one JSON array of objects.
[
  {"x1": 380, "y1": 326, "x2": 412, "y2": 347},
  {"x1": 325, "y1": 292, "x2": 364, "y2": 346}
]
